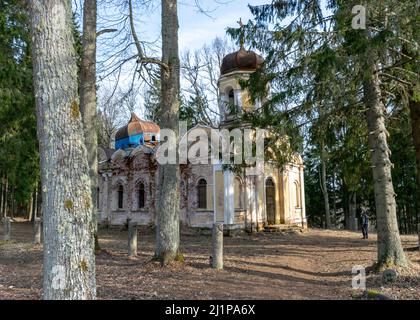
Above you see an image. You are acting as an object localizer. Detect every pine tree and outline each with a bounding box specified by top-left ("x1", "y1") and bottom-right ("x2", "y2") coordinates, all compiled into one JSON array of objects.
[
  {"x1": 228, "y1": 0, "x2": 417, "y2": 268},
  {"x1": 0, "y1": 0, "x2": 39, "y2": 217}
]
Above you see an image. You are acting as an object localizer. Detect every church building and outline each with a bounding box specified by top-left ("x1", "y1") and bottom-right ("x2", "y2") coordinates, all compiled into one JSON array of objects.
[{"x1": 97, "y1": 46, "x2": 307, "y2": 231}]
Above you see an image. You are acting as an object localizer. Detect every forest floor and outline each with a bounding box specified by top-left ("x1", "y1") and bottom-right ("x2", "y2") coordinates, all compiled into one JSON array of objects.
[{"x1": 0, "y1": 221, "x2": 419, "y2": 300}]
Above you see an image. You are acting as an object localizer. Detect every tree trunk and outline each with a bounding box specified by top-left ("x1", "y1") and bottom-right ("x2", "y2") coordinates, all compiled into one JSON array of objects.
[
  {"x1": 36, "y1": 179, "x2": 42, "y2": 218},
  {"x1": 154, "y1": 0, "x2": 182, "y2": 265},
  {"x1": 28, "y1": 192, "x2": 34, "y2": 221},
  {"x1": 418, "y1": 223, "x2": 420, "y2": 252},
  {"x1": 343, "y1": 188, "x2": 349, "y2": 229},
  {"x1": 30, "y1": 0, "x2": 96, "y2": 299},
  {"x1": 212, "y1": 223, "x2": 223, "y2": 269},
  {"x1": 332, "y1": 170, "x2": 337, "y2": 222},
  {"x1": 364, "y1": 65, "x2": 409, "y2": 268},
  {"x1": 348, "y1": 192, "x2": 357, "y2": 231},
  {"x1": 0, "y1": 175, "x2": 3, "y2": 218},
  {"x1": 320, "y1": 143, "x2": 331, "y2": 229},
  {"x1": 10, "y1": 187, "x2": 15, "y2": 218},
  {"x1": 3, "y1": 217, "x2": 11, "y2": 241},
  {"x1": 0, "y1": 175, "x2": 5, "y2": 218},
  {"x1": 80, "y1": 0, "x2": 100, "y2": 252},
  {"x1": 33, "y1": 217, "x2": 42, "y2": 244},
  {"x1": 128, "y1": 221, "x2": 138, "y2": 257},
  {"x1": 32, "y1": 185, "x2": 37, "y2": 221},
  {"x1": 409, "y1": 91, "x2": 420, "y2": 214},
  {"x1": 3, "y1": 178, "x2": 8, "y2": 218}
]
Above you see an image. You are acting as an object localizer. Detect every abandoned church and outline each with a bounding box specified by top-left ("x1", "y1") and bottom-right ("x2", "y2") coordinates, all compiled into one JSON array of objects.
[{"x1": 97, "y1": 46, "x2": 307, "y2": 231}]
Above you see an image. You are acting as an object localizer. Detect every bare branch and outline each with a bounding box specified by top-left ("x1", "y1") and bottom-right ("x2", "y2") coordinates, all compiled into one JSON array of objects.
[
  {"x1": 128, "y1": 0, "x2": 168, "y2": 71},
  {"x1": 97, "y1": 28, "x2": 118, "y2": 37}
]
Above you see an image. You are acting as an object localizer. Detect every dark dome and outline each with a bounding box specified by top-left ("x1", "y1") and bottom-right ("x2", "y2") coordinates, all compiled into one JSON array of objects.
[{"x1": 220, "y1": 47, "x2": 264, "y2": 75}]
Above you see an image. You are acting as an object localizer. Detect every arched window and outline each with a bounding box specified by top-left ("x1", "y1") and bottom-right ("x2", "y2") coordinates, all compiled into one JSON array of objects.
[
  {"x1": 138, "y1": 183, "x2": 145, "y2": 209},
  {"x1": 294, "y1": 181, "x2": 301, "y2": 208},
  {"x1": 266, "y1": 178, "x2": 275, "y2": 187},
  {"x1": 234, "y1": 177, "x2": 243, "y2": 209},
  {"x1": 117, "y1": 185, "x2": 124, "y2": 209},
  {"x1": 197, "y1": 178, "x2": 207, "y2": 209},
  {"x1": 228, "y1": 89, "x2": 235, "y2": 106}
]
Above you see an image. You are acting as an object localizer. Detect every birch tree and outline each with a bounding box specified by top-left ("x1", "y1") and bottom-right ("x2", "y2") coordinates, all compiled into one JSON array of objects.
[{"x1": 30, "y1": 0, "x2": 96, "y2": 299}]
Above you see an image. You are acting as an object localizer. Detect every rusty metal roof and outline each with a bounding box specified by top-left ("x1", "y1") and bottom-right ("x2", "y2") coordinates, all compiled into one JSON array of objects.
[
  {"x1": 221, "y1": 47, "x2": 264, "y2": 75},
  {"x1": 115, "y1": 113, "x2": 160, "y2": 140}
]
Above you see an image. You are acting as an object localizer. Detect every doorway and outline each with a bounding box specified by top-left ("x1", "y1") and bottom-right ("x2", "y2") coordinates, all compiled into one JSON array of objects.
[{"x1": 265, "y1": 178, "x2": 276, "y2": 225}]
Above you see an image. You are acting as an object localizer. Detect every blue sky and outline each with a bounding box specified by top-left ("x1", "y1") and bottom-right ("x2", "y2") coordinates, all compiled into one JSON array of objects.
[
  {"x1": 94, "y1": 1, "x2": 270, "y2": 119},
  {"x1": 138, "y1": 0, "x2": 268, "y2": 51},
  {"x1": 178, "y1": 0, "x2": 268, "y2": 49}
]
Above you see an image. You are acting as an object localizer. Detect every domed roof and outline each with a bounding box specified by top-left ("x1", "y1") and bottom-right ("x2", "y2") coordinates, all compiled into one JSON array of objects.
[
  {"x1": 220, "y1": 46, "x2": 264, "y2": 75},
  {"x1": 115, "y1": 113, "x2": 160, "y2": 140}
]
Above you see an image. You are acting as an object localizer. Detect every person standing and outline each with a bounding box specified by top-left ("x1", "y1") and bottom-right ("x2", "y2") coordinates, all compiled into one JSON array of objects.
[{"x1": 361, "y1": 212, "x2": 369, "y2": 239}]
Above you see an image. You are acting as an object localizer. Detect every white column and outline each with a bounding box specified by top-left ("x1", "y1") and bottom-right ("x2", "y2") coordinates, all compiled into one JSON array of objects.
[
  {"x1": 218, "y1": 93, "x2": 227, "y2": 117},
  {"x1": 102, "y1": 173, "x2": 112, "y2": 223},
  {"x1": 223, "y1": 170, "x2": 234, "y2": 225},
  {"x1": 246, "y1": 174, "x2": 256, "y2": 231},
  {"x1": 288, "y1": 167, "x2": 294, "y2": 223},
  {"x1": 252, "y1": 177, "x2": 258, "y2": 229},
  {"x1": 245, "y1": 175, "x2": 252, "y2": 230},
  {"x1": 299, "y1": 165, "x2": 306, "y2": 227},
  {"x1": 101, "y1": 175, "x2": 108, "y2": 222},
  {"x1": 235, "y1": 89, "x2": 243, "y2": 117},
  {"x1": 213, "y1": 164, "x2": 217, "y2": 223},
  {"x1": 235, "y1": 89, "x2": 242, "y2": 107},
  {"x1": 255, "y1": 175, "x2": 264, "y2": 229},
  {"x1": 262, "y1": 176, "x2": 266, "y2": 224}
]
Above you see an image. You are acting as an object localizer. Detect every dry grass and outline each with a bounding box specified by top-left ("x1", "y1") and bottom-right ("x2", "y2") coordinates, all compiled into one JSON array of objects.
[{"x1": 0, "y1": 222, "x2": 419, "y2": 300}]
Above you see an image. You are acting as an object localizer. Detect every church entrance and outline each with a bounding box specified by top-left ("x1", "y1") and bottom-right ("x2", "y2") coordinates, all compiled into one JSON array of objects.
[{"x1": 265, "y1": 178, "x2": 276, "y2": 225}]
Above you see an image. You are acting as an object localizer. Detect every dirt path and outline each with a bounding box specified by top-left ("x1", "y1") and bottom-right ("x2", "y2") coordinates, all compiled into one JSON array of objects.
[{"x1": 0, "y1": 222, "x2": 419, "y2": 300}]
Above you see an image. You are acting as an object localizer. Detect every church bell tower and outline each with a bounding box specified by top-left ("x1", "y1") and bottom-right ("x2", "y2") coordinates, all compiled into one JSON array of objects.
[{"x1": 218, "y1": 21, "x2": 264, "y2": 130}]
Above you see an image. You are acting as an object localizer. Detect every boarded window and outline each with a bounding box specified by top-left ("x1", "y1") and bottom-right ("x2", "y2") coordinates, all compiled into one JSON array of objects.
[
  {"x1": 234, "y1": 177, "x2": 243, "y2": 209},
  {"x1": 118, "y1": 185, "x2": 124, "y2": 209},
  {"x1": 138, "y1": 183, "x2": 145, "y2": 209},
  {"x1": 265, "y1": 178, "x2": 276, "y2": 225},
  {"x1": 197, "y1": 179, "x2": 207, "y2": 209},
  {"x1": 295, "y1": 181, "x2": 301, "y2": 207}
]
